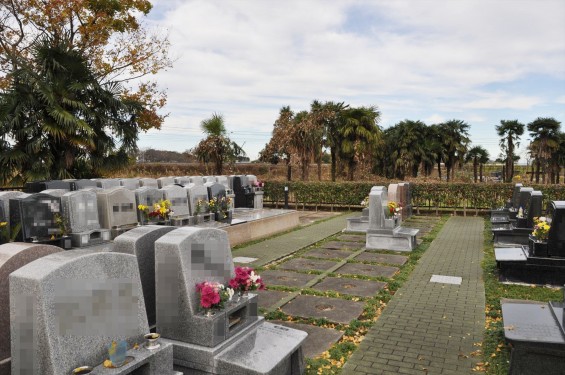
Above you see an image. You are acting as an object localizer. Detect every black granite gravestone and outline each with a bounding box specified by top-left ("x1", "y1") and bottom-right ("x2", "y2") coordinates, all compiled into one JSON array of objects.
[
  {"x1": 23, "y1": 180, "x2": 73, "y2": 193},
  {"x1": 9, "y1": 193, "x2": 61, "y2": 242},
  {"x1": 207, "y1": 183, "x2": 226, "y2": 201},
  {"x1": 492, "y1": 191, "x2": 543, "y2": 246},
  {"x1": 233, "y1": 175, "x2": 254, "y2": 208},
  {"x1": 546, "y1": 201, "x2": 565, "y2": 258}
]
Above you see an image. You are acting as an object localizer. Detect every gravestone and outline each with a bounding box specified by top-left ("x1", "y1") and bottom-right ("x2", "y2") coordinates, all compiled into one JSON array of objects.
[
  {"x1": 41, "y1": 188, "x2": 69, "y2": 197},
  {"x1": 233, "y1": 175, "x2": 254, "y2": 208},
  {"x1": 545, "y1": 201, "x2": 565, "y2": 257},
  {"x1": 207, "y1": 183, "x2": 226, "y2": 201},
  {"x1": 161, "y1": 185, "x2": 191, "y2": 225},
  {"x1": 397, "y1": 183, "x2": 409, "y2": 219},
  {"x1": 491, "y1": 183, "x2": 526, "y2": 223},
  {"x1": 189, "y1": 176, "x2": 204, "y2": 185},
  {"x1": 402, "y1": 182, "x2": 413, "y2": 218},
  {"x1": 23, "y1": 180, "x2": 72, "y2": 193},
  {"x1": 96, "y1": 187, "x2": 138, "y2": 239},
  {"x1": 62, "y1": 190, "x2": 111, "y2": 247},
  {"x1": 0, "y1": 191, "x2": 24, "y2": 233},
  {"x1": 345, "y1": 186, "x2": 378, "y2": 232},
  {"x1": 203, "y1": 176, "x2": 217, "y2": 183},
  {"x1": 135, "y1": 187, "x2": 165, "y2": 224},
  {"x1": 0, "y1": 243, "x2": 62, "y2": 373},
  {"x1": 512, "y1": 183, "x2": 523, "y2": 208},
  {"x1": 174, "y1": 176, "x2": 191, "y2": 186},
  {"x1": 366, "y1": 186, "x2": 419, "y2": 251},
  {"x1": 139, "y1": 178, "x2": 159, "y2": 188},
  {"x1": 247, "y1": 174, "x2": 264, "y2": 209},
  {"x1": 156, "y1": 227, "x2": 307, "y2": 374},
  {"x1": 94, "y1": 178, "x2": 121, "y2": 189},
  {"x1": 9, "y1": 193, "x2": 62, "y2": 242},
  {"x1": 120, "y1": 178, "x2": 141, "y2": 190},
  {"x1": 216, "y1": 176, "x2": 230, "y2": 191},
  {"x1": 186, "y1": 184, "x2": 212, "y2": 222},
  {"x1": 113, "y1": 225, "x2": 176, "y2": 328},
  {"x1": 227, "y1": 175, "x2": 235, "y2": 190},
  {"x1": 157, "y1": 177, "x2": 175, "y2": 189},
  {"x1": 72, "y1": 179, "x2": 97, "y2": 190},
  {"x1": 492, "y1": 190, "x2": 543, "y2": 246},
  {"x1": 10, "y1": 250, "x2": 178, "y2": 375}
]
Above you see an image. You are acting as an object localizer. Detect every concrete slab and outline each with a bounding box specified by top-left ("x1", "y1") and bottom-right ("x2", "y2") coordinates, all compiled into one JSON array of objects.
[
  {"x1": 313, "y1": 277, "x2": 387, "y2": 298},
  {"x1": 256, "y1": 289, "x2": 294, "y2": 309},
  {"x1": 321, "y1": 241, "x2": 364, "y2": 250},
  {"x1": 355, "y1": 252, "x2": 408, "y2": 266},
  {"x1": 260, "y1": 270, "x2": 319, "y2": 287},
  {"x1": 233, "y1": 256, "x2": 258, "y2": 264},
  {"x1": 337, "y1": 235, "x2": 366, "y2": 242},
  {"x1": 336, "y1": 263, "x2": 399, "y2": 278},
  {"x1": 279, "y1": 258, "x2": 339, "y2": 272},
  {"x1": 302, "y1": 248, "x2": 355, "y2": 260},
  {"x1": 271, "y1": 320, "x2": 344, "y2": 359},
  {"x1": 281, "y1": 295, "x2": 365, "y2": 324}
]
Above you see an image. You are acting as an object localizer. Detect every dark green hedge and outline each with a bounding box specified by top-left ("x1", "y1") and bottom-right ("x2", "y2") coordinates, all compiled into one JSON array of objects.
[{"x1": 263, "y1": 181, "x2": 565, "y2": 211}]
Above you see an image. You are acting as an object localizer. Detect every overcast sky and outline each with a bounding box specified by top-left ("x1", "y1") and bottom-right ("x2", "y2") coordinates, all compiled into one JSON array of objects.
[{"x1": 138, "y1": 0, "x2": 565, "y2": 163}]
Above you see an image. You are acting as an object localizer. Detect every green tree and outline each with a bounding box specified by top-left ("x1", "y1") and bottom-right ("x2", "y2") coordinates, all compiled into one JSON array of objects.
[
  {"x1": 387, "y1": 120, "x2": 427, "y2": 179},
  {"x1": 466, "y1": 146, "x2": 490, "y2": 183},
  {"x1": 0, "y1": 37, "x2": 143, "y2": 185},
  {"x1": 259, "y1": 106, "x2": 295, "y2": 180},
  {"x1": 527, "y1": 117, "x2": 561, "y2": 184},
  {"x1": 438, "y1": 119, "x2": 470, "y2": 181},
  {"x1": 496, "y1": 120, "x2": 524, "y2": 182},
  {"x1": 193, "y1": 113, "x2": 245, "y2": 175}
]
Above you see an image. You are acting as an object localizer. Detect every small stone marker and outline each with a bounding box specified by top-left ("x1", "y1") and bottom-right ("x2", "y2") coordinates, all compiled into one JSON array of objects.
[
  {"x1": 430, "y1": 274, "x2": 462, "y2": 285},
  {"x1": 281, "y1": 295, "x2": 365, "y2": 324}
]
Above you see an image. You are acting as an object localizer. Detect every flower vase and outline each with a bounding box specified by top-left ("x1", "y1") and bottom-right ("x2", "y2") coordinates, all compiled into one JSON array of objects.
[
  {"x1": 108, "y1": 340, "x2": 127, "y2": 367},
  {"x1": 529, "y1": 236, "x2": 548, "y2": 257},
  {"x1": 60, "y1": 235, "x2": 72, "y2": 250},
  {"x1": 205, "y1": 309, "x2": 215, "y2": 317}
]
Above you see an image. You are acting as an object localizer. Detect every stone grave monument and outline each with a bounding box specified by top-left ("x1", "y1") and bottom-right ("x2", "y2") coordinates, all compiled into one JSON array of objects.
[
  {"x1": 93, "y1": 178, "x2": 121, "y2": 189},
  {"x1": 345, "y1": 186, "x2": 379, "y2": 232},
  {"x1": 174, "y1": 176, "x2": 192, "y2": 186},
  {"x1": 135, "y1": 186, "x2": 166, "y2": 224},
  {"x1": 10, "y1": 250, "x2": 179, "y2": 375},
  {"x1": 491, "y1": 183, "x2": 523, "y2": 221},
  {"x1": 120, "y1": 178, "x2": 141, "y2": 190},
  {"x1": 203, "y1": 176, "x2": 217, "y2": 183},
  {"x1": 61, "y1": 190, "x2": 111, "y2": 247},
  {"x1": 139, "y1": 178, "x2": 159, "y2": 188},
  {"x1": 492, "y1": 186, "x2": 533, "y2": 224},
  {"x1": 157, "y1": 177, "x2": 175, "y2": 189},
  {"x1": 492, "y1": 190, "x2": 542, "y2": 246},
  {"x1": 74, "y1": 179, "x2": 98, "y2": 190},
  {"x1": 161, "y1": 185, "x2": 191, "y2": 226},
  {"x1": 216, "y1": 176, "x2": 235, "y2": 210},
  {"x1": 366, "y1": 186, "x2": 419, "y2": 251},
  {"x1": 401, "y1": 182, "x2": 413, "y2": 218},
  {"x1": 495, "y1": 201, "x2": 565, "y2": 285},
  {"x1": 96, "y1": 187, "x2": 139, "y2": 239},
  {"x1": 113, "y1": 225, "x2": 176, "y2": 328},
  {"x1": 0, "y1": 243, "x2": 62, "y2": 374},
  {"x1": 9, "y1": 193, "x2": 63, "y2": 243},
  {"x1": 186, "y1": 183, "x2": 213, "y2": 223},
  {"x1": 155, "y1": 227, "x2": 307, "y2": 374},
  {"x1": 0, "y1": 191, "x2": 24, "y2": 234},
  {"x1": 247, "y1": 174, "x2": 264, "y2": 209},
  {"x1": 40, "y1": 188, "x2": 70, "y2": 197},
  {"x1": 189, "y1": 176, "x2": 205, "y2": 185},
  {"x1": 233, "y1": 175, "x2": 254, "y2": 208},
  {"x1": 23, "y1": 180, "x2": 73, "y2": 193}
]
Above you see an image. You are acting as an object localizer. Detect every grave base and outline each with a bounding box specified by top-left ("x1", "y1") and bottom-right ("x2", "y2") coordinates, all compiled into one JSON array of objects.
[
  {"x1": 171, "y1": 216, "x2": 191, "y2": 226},
  {"x1": 70, "y1": 228, "x2": 111, "y2": 247},
  {"x1": 492, "y1": 227, "x2": 531, "y2": 246},
  {"x1": 344, "y1": 216, "x2": 369, "y2": 233},
  {"x1": 111, "y1": 224, "x2": 139, "y2": 239},
  {"x1": 165, "y1": 321, "x2": 307, "y2": 375},
  {"x1": 366, "y1": 227, "x2": 419, "y2": 251},
  {"x1": 495, "y1": 246, "x2": 565, "y2": 285}
]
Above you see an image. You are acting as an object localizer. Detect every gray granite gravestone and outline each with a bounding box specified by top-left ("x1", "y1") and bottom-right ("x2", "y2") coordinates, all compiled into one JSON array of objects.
[
  {"x1": 155, "y1": 227, "x2": 307, "y2": 374},
  {"x1": 113, "y1": 225, "x2": 176, "y2": 328},
  {"x1": 135, "y1": 186, "x2": 165, "y2": 224},
  {"x1": 9, "y1": 193, "x2": 62, "y2": 242},
  {"x1": 62, "y1": 190, "x2": 111, "y2": 247},
  {"x1": 366, "y1": 186, "x2": 419, "y2": 251},
  {"x1": 207, "y1": 183, "x2": 226, "y2": 202},
  {"x1": 203, "y1": 176, "x2": 217, "y2": 183},
  {"x1": 139, "y1": 178, "x2": 159, "y2": 188},
  {"x1": 0, "y1": 243, "x2": 62, "y2": 374},
  {"x1": 10, "y1": 250, "x2": 178, "y2": 375},
  {"x1": 215, "y1": 176, "x2": 230, "y2": 192},
  {"x1": 186, "y1": 184, "x2": 212, "y2": 221},
  {"x1": 94, "y1": 178, "x2": 121, "y2": 189},
  {"x1": 345, "y1": 186, "x2": 379, "y2": 232},
  {"x1": 161, "y1": 185, "x2": 191, "y2": 225},
  {"x1": 120, "y1": 178, "x2": 141, "y2": 190},
  {"x1": 96, "y1": 187, "x2": 139, "y2": 239},
  {"x1": 74, "y1": 179, "x2": 98, "y2": 190},
  {"x1": 41, "y1": 188, "x2": 69, "y2": 197},
  {"x1": 403, "y1": 182, "x2": 413, "y2": 218},
  {"x1": 174, "y1": 176, "x2": 192, "y2": 186},
  {"x1": 189, "y1": 176, "x2": 204, "y2": 185},
  {"x1": 157, "y1": 177, "x2": 175, "y2": 189}
]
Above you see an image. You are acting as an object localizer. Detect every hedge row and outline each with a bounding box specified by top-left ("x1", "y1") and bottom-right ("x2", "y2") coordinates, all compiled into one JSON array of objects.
[{"x1": 263, "y1": 181, "x2": 565, "y2": 211}]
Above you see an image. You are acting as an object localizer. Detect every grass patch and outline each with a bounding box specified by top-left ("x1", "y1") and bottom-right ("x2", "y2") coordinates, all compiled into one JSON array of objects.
[{"x1": 481, "y1": 218, "x2": 563, "y2": 374}]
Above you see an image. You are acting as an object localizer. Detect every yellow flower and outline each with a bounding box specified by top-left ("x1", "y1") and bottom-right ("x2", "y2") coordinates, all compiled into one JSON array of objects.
[{"x1": 0, "y1": 222, "x2": 7, "y2": 227}]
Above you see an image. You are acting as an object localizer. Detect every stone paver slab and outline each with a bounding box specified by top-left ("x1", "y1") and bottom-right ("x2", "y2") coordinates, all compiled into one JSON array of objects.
[
  {"x1": 336, "y1": 263, "x2": 399, "y2": 278},
  {"x1": 303, "y1": 248, "x2": 354, "y2": 260},
  {"x1": 337, "y1": 234, "x2": 366, "y2": 242},
  {"x1": 260, "y1": 270, "x2": 318, "y2": 287},
  {"x1": 355, "y1": 252, "x2": 408, "y2": 265},
  {"x1": 313, "y1": 277, "x2": 387, "y2": 297},
  {"x1": 279, "y1": 258, "x2": 339, "y2": 272},
  {"x1": 272, "y1": 320, "x2": 344, "y2": 358},
  {"x1": 281, "y1": 295, "x2": 365, "y2": 324},
  {"x1": 255, "y1": 289, "x2": 294, "y2": 309},
  {"x1": 321, "y1": 241, "x2": 364, "y2": 250}
]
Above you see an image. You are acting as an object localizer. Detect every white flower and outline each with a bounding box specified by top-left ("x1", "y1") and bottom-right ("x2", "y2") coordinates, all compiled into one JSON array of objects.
[
  {"x1": 249, "y1": 271, "x2": 260, "y2": 283},
  {"x1": 226, "y1": 287, "x2": 234, "y2": 301}
]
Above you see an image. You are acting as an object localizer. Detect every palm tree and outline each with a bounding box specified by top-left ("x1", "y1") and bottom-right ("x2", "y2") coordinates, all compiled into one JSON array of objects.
[
  {"x1": 388, "y1": 120, "x2": 427, "y2": 178},
  {"x1": 0, "y1": 36, "x2": 142, "y2": 185},
  {"x1": 527, "y1": 117, "x2": 561, "y2": 184},
  {"x1": 466, "y1": 146, "x2": 483, "y2": 182},
  {"x1": 339, "y1": 106, "x2": 381, "y2": 181},
  {"x1": 496, "y1": 120, "x2": 524, "y2": 182},
  {"x1": 194, "y1": 113, "x2": 245, "y2": 175},
  {"x1": 438, "y1": 120, "x2": 470, "y2": 181}
]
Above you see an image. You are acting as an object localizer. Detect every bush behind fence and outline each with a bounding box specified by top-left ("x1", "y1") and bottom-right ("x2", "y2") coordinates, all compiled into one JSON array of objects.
[{"x1": 263, "y1": 181, "x2": 565, "y2": 213}]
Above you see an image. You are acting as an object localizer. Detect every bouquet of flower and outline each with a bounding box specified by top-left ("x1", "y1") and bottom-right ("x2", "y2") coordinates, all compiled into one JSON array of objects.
[
  {"x1": 208, "y1": 197, "x2": 219, "y2": 213},
  {"x1": 532, "y1": 217, "x2": 550, "y2": 241},
  {"x1": 195, "y1": 281, "x2": 233, "y2": 311},
  {"x1": 149, "y1": 199, "x2": 173, "y2": 220},
  {"x1": 387, "y1": 201, "x2": 400, "y2": 216},
  {"x1": 137, "y1": 204, "x2": 149, "y2": 221},
  {"x1": 194, "y1": 199, "x2": 206, "y2": 215},
  {"x1": 228, "y1": 266, "x2": 265, "y2": 293},
  {"x1": 360, "y1": 196, "x2": 369, "y2": 208}
]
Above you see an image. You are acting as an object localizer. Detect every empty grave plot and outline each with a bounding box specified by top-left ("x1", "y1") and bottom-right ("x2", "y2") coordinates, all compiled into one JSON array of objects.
[
  {"x1": 313, "y1": 277, "x2": 387, "y2": 298},
  {"x1": 354, "y1": 252, "x2": 408, "y2": 266},
  {"x1": 271, "y1": 320, "x2": 344, "y2": 359},
  {"x1": 302, "y1": 248, "x2": 355, "y2": 260},
  {"x1": 260, "y1": 269, "x2": 318, "y2": 287},
  {"x1": 320, "y1": 241, "x2": 364, "y2": 250},
  {"x1": 255, "y1": 289, "x2": 293, "y2": 309},
  {"x1": 279, "y1": 257, "x2": 339, "y2": 272},
  {"x1": 281, "y1": 295, "x2": 365, "y2": 324},
  {"x1": 336, "y1": 263, "x2": 399, "y2": 278},
  {"x1": 336, "y1": 234, "x2": 365, "y2": 242}
]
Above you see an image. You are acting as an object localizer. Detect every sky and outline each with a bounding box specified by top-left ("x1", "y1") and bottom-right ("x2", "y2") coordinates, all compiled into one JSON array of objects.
[{"x1": 137, "y1": 0, "x2": 565, "y2": 163}]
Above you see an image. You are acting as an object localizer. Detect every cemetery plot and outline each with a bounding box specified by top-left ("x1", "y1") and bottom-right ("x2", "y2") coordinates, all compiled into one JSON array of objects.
[
  {"x1": 279, "y1": 257, "x2": 339, "y2": 272},
  {"x1": 354, "y1": 252, "x2": 408, "y2": 265},
  {"x1": 336, "y1": 263, "x2": 399, "y2": 278},
  {"x1": 302, "y1": 248, "x2": 355, "y2": 260},
  {"x1": 255, "y1": 289, "x2": 294, "y2": 309},
  {"x1": 337, "y1": 234, "x2": 366, "y2": 242},
  {"x1": 321, "y1": 241, "x2": 364, "y2": 250},
  {"x1": 312, "y1": 277, "x2": 387, "y2": 297},
  {"x1": 260, "y1": 269, "x2": 319, "y2": 287},
  {"x1": 281, "y1": 294, "x2": 365, "y2": 324},
  {"x1": 271, "y1": 320, "x2": 344, "y2": 359}
]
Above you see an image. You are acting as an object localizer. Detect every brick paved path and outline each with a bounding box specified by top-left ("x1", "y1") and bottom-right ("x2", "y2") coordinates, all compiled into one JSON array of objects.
[{"x1": 342, "y1": 217, "x2": 485, "y2": 375}]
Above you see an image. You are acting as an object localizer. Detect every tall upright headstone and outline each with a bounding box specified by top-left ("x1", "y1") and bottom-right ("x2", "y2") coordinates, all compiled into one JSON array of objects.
[
  {"x1": 96, "y1": 187, "x2": 138, "y2": 238},
  {"x1": 61, "y1": 190, "x2": 111, "y2": 247},
  {"x1": 161, "y1": 185, "x2": 190, "y2": 225},
  {"x1": 94, "y1": 178, "x2": 121, "y2": 189},
  {"x1": 157, "y1": 177, "x2": 175, "y2": 189},
  {"x1": 174, "y1": 177, "x2": 191, "y2": 186},
  {"x1": 139, "y1": 178, "x2": 159, "y2": 188},
  {"x1": 10, "y1": 250, "x2": 177, "y2": 375},
  {"x1": 189, "y1": 176, "x2": 204, "y2": 185},
  {"x1": 9, "y1": 193, "x2": 62, "y2": 242},
  {"x1": 134, "y1": 187, "x2": 165, "y2": 224},
  {"x1": 120, "y1": 178, "x2": 141, "y2": 190}
]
